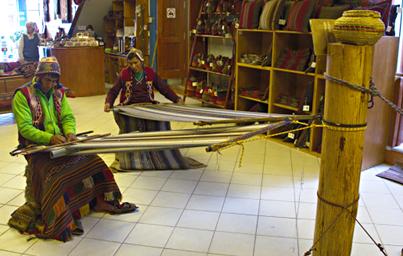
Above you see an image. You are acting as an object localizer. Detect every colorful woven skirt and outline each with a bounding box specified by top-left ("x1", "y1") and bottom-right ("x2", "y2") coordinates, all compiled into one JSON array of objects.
[
  {"x1": 8, "y1": 154, "x2": 121, "y2": 241},
  {"x1": 113, "y1": 111, "x2": 204, "y2": 170}
]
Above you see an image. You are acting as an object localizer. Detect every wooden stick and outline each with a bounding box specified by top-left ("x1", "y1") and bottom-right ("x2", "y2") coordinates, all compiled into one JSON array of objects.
[
  {"x1": 10, "y1": 133, "x2": 110, "y2": 156},
  {"x1": 206, "y1": 121, "x2": 289, "y2": 152},
  {"x1": 194, "y1": 115, "x2": 316, "y2": 126},
  {"x1": 76, "y1": 130, "x2": 94, "y2": 136}
]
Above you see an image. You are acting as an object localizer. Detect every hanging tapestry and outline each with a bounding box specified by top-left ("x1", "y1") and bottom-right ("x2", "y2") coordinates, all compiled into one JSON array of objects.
[
  {"x1": 60, "y1": 0, "x2": 72, "y2": 22},
  {"x1": 44, "y1": 0, "x2": 50, "y2": 22},
  {"x1": 57, "y1": 0, "x2": 61, "y2": 16}
]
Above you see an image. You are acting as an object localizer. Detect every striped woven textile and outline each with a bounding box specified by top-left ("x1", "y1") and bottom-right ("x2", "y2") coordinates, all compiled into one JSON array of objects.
[
  {"x1": 285, "y1": 0, "x2": 316, "y2": 32},
  {"x1": 115, "y1": 103, "x2": 289, "y2": 122},
  {"x1": 113, "y1": 111, "x2": 204, "y2": 170},
  {"x1": 8, "y1": 154, "x2": 121, "y2": 241},
  {"x1": 46, "y1": 124, "x2": 267, "y2": 158}
]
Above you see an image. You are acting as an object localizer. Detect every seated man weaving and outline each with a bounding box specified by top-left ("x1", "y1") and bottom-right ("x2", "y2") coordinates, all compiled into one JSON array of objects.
[
  {"x1": 104, "y1": 48, "x2": 202, "y2": 170},
  {"x1": 9, "y1": 57, "x2": 137, "y2": 241}
]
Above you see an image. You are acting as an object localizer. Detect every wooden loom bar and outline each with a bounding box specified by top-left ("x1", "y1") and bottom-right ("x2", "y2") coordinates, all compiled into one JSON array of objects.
[
  {"x1": 194, "y1": 115, "x2": 316, "y2": 126},
  {"x1": 10, "y1": 133, "x2": 111, "y2": 156}
]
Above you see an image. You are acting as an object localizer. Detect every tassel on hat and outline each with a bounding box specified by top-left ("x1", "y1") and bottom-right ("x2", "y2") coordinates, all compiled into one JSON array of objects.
[{"x1": 35, "y1": 57, "x2": 61, "y2": 76}]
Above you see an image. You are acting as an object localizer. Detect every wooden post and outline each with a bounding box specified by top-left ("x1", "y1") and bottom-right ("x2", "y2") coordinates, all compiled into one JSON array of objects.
[{"x1": 312, "y1": 43, "x2": 374, "y2": 255}]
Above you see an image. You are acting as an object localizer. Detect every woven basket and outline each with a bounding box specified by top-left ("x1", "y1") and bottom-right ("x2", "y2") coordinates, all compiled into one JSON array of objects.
[{"x1": 333, "y1": 10, "x2": 385, "y2": 46}]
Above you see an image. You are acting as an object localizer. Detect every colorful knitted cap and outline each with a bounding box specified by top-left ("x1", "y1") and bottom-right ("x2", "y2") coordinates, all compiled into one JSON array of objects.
[
  {"x1": 35, "y1": 57, "x2": 61, "y2": 76},
  {"x1": 127, "y1": 48, "x2": 144, "y2": 62}
]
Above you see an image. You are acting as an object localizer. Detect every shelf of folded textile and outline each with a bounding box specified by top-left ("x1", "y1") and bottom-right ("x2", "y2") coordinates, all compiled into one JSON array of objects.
[{"x1": 239, "y1": 88, "x2": 268, "y2": 105}]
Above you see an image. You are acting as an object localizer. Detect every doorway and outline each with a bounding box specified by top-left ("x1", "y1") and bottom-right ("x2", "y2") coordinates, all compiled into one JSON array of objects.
[{"x1": 156, "y1": 0, "x2": 188, "y2": 81}]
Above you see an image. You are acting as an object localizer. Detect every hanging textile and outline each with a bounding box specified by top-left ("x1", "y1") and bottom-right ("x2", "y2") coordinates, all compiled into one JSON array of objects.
[{"x1": 44, "y1": 0, "x2": 50, "y2": 22}]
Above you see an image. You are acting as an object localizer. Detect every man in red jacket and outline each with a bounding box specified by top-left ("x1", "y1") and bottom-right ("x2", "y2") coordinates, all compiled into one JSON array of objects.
[
  {"x1": 103, "y1": 48, "x2": 195, "y2": 171},
  {"x1": 104, "y1": 48, "x2": 182, "y2": 110}
]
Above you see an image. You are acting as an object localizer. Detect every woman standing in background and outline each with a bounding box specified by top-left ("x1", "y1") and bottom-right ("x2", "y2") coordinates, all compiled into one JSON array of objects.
[{"x1": 18, "y1": 21, "x2": 40, "y2": 63}]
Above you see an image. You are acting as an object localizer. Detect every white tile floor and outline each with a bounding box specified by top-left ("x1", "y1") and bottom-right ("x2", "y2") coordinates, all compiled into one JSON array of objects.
[{"x1": 0, "y1": 94, "x2": 402, "y2": 256}]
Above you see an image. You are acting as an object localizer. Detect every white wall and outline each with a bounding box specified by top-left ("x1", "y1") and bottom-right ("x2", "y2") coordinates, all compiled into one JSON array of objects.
[{"x1": 72, "y1": 0, "x2": 113, "y2": 37}]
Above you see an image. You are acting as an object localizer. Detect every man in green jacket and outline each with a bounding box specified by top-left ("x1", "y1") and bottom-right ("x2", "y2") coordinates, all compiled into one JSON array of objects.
[
  {"x1": 13, "y1": 58, "x2": 76, "y2": 146},
  {"x1": 9, "y1": 57, "x2": 137, "y2": 242}
]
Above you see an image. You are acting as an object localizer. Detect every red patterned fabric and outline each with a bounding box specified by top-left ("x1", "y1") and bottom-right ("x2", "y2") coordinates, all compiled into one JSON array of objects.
[
  {"x1": 118, "y1": 67, "x2": 155, "y2": 104},
  {"x1": 285, "y1": 0, "x2": 316, "y2": 32},
  {"x1": 8, "y1": 154, "x2": 121, "y2": 241},
  {"x1": 277, "y1": 48, "x2": 311, "y2": 71},
  {"x1": 239, "y1": 0, "x2": 264, "y2": 29},
  {"x1": 106, "y1": 66, "x2": 180, "y2": 106}
]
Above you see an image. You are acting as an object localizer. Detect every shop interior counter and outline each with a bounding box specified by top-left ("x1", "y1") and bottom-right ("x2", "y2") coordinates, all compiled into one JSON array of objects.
[{"x1": 51, "y1": 47, "x2": 105, "y2": 97}]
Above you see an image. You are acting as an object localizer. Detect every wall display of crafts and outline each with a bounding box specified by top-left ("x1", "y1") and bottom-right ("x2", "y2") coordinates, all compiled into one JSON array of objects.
[
  {"x1": 234, "y1": 0, "x2": 394, "y2": 153},
  {"x1": 184, "y1": 0, "x2": 242, "y2": 109}
]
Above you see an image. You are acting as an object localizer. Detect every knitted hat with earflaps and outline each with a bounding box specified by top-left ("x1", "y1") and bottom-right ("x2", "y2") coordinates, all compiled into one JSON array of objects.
[
  {"x1": 35, "y1": 57, "x2": 61, "y2": 76},
  {"x1": 127, "y1": 48, "x2": 144, "y2": 62}
]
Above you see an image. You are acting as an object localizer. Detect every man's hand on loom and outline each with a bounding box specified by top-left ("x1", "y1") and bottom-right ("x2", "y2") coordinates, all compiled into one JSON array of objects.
[
  {"x1": 50, "y1": 135, "x2": 66, "y2": 145},
  {"x1": 66, "y1": 133, "x2": 77, "y2": 142}
]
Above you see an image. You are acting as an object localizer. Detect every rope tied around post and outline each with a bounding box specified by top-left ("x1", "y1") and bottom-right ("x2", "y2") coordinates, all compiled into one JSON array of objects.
[
  {"x1": 322, "y1": 119, "x2": 367, "y2": 132},
  {"x1": 317, "y1": 192, "x2": 359, "y2": 210},
  {"x1": 304, "y1": 193, "x2": 388, "y2": 256},
  {"x1": 324, "y1": 73, "x2": 403, "y2": 115}
]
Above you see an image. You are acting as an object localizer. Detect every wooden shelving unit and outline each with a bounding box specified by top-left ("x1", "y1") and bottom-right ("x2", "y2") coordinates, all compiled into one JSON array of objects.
[
  {"x1": 183, "y1": 0, "x2": 241, "y2": 109},
  {"x1": 104, "y1": 52, "x2": 127, "y2": 84},
  {"x1": 194, "y1": 34, "x2": 232, "y2": 39},
  {"x1": 189, "y1": 67, "x2": 231, "y2": 77},
  {"x1": 200, "y1": 98, "x2": 227, "y2": 109},
  {"x1": 238, "y1": 62, "x2": 271, "y2": 71},
  {"x1": 103, "y1": 0, "x2": 136, "y2": 84},
  {"x1": 239, "y1": 95, "x2": 268, "y2": 104},
  {"x1": 272, "y1": 102, "x2": 299, "y2": 112},
  {"x1": 235, "y1": 29, "x2": 326, "y2": 153},
  {"x1": 272, "y1": 67, "x2": 316, "y2": 77}
]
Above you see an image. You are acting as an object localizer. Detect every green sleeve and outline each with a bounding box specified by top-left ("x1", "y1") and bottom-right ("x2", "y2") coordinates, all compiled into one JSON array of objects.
[
  {"x1": 12, "y1": 91, "x2": 53, "y2": 145},
  {"x1": 60, "y1": 94, "x2": 76, "y2": 135}
]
